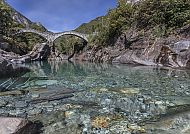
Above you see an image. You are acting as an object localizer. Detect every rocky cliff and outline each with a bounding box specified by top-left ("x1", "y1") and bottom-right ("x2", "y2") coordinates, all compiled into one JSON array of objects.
[{"x1": 74, "y1": 25, "x2": 190, "y2": 68}]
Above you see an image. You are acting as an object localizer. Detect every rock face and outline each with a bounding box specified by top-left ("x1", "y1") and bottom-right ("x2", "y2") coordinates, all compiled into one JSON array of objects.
[
  {"x1": 0, "y1": 42, "x2": 51, "y2": 64},
  {"x1": 11, "y1": 42, "x2": 51, "y2": 63},
  {"x1": 0, "y1": 58, "x2": 29, "y2": 78},
  {"x1": 27, "y1": 43, "x2": 51, "y2": 61},
  {"x1": 0, "y1": 42, "x2": 51, "y2": 78},
  {"x1": 1, "y1": 0, "x2": 47, "y2": 31},
  {"x1": 77, "y1": 32, "x2": 190, "y2": 68}
]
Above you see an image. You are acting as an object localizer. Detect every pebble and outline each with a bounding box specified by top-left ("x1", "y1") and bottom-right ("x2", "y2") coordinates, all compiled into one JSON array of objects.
[
  {"x1": 0, "y1": 100, "x2": 7, "y2": 107},
  {"x1": 31, "y1": 93, "x2": 40, "y2": 98}
]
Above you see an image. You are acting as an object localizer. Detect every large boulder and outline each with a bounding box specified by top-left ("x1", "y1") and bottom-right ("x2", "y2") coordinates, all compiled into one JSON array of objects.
[
  {"x1": 0, "y1": 42, "x2": 51, "y2": 64},
  {"x1": 168, "y1": 40, "x2": 190, "y2": 67},
  {"x1": 29, "y1": 42, "x2": 51, "y2": 61},
  {"x1": 0, "y1": 117, "x2": 42, "y2": 134},
  {"x1": 0, "y1": 117, "x2": 29, "y2": 134}
]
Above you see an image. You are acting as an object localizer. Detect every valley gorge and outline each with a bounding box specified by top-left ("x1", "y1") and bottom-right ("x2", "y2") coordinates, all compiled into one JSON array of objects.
[{"x1": 1, "y1": 0, "x2": 190, "y2": 134}]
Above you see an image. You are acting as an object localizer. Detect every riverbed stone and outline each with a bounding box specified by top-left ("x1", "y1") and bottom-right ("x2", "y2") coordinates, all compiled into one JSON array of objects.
[
  {"x1": 43, "y1": 104, "x2": 54, "y2": 112},
  {"x1": 0, "y1": 100, "x2": 8, "y2": 107},
  {"x1": 109, "y1": 121, "x2": 130, "y2": 134},
  {"x1": 28, "y1": 108, "x2": 42, "y2": 117},
  {"x1": 145, "y1": 111, "x2": 190, "y2": 133},
  {"x1": 9, "y1": 109, "x2": 25, "y2": 116},
  {"x1": 120, "y1": 88, "x2": 140, "y2": 95},
  {"x1": 31, "y1": 93, "x2": 40, "y2": 98},
  {"x1": 15, "y1": 101, "x2": 28, "y2": 108}
]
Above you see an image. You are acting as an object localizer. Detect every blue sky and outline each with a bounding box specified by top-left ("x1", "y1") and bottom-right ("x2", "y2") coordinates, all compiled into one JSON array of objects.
[{"x1": 7, "y1": 0, "x2": 116, "y2": 32}]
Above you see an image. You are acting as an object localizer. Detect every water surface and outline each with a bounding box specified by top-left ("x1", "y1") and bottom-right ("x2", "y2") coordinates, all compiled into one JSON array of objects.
[{"x1": 1, "y1": 61, "x2": 190, "y2": 133}]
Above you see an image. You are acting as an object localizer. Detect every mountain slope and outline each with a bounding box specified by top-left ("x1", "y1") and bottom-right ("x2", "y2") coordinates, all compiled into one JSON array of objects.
[
  {"x1": 0, "y1": 0, "x2": 47, "y2": 54},
  {"x1": 75, "y1": 16, "x2": 105, "y2": 34},
  {"x1": 0, "y1": 0, "x2": 47, "y2": 32}
]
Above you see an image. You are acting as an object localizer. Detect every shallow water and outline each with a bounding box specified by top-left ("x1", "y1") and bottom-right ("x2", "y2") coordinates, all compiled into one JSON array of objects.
[
  {"x1": 14, "y1": 61, "x2": 190, "y2": 98},
  {"x1": 1, "y1": 61, "x2": 190, "y2": 133}
]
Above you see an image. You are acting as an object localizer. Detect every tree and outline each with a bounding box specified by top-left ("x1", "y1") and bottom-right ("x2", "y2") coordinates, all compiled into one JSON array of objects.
[{"x1": 0, "y1": 2, "x2": 13, "y2": 36}]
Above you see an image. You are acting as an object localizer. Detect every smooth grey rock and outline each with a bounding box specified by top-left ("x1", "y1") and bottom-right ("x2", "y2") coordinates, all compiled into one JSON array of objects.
[
  {"x1": 170, "y1": 40, "x2": 190, "y2": 53},
  {"x1": 0, "y1": 117, "x2": 29, "y2": 134}
]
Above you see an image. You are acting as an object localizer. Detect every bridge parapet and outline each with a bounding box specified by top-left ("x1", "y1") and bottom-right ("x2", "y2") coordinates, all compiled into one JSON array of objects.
[
  {"x1": 14, "y1": 29, "x2": 88, "y2": 42},
  {"x1": 54, "y1": 31, "x2": 88, "y2": 42}
]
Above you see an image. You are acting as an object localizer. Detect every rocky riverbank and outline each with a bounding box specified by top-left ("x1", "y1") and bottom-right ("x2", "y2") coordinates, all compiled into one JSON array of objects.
[
  {"x1": 75, "y1": 25, "x2": 190, "y2": 68},
  {"x1": 0, "y1": 42, "x2": 52, "y2": 78}
]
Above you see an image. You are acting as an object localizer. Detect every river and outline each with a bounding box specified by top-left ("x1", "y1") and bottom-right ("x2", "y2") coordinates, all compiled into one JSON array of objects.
[{"x1": 0, "y1": 61, "x2": 190, "y2": 133}]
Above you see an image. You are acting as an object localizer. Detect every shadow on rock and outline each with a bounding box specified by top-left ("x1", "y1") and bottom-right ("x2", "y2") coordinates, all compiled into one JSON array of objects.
[{"x1": 15, "y1": 121, "x2": 44, "y2": 134}]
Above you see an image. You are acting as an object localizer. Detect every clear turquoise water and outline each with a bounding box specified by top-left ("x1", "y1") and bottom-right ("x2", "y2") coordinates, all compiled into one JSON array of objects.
[
  {"x1": 1, "y1": 61, "x2": 190, "y2": 133},
  {"x1": 5, "y1": 61, "x2": 190, "y2": 99}
]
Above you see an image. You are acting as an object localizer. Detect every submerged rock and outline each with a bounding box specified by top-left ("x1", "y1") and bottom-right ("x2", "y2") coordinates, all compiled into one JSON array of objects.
[
  {"x1": 0, "y1": 100, "x2": 8, "y2": 107},
  {"x1": 0, "y1": 90, "x2": 28, "y2": 96},
  {"x1": 145, "y1": 110, "x2": 190, "y2": 134}
]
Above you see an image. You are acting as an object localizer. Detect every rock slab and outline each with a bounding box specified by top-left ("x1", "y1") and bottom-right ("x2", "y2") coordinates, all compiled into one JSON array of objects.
[{"x1": 0, "y1": 117, "x2": 29, "y2": 134}]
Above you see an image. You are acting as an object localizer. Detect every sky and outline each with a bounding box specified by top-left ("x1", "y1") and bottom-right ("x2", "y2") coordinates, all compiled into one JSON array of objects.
[{"x1": 7, "y1": 0, "x2": 116, "y2": 32}]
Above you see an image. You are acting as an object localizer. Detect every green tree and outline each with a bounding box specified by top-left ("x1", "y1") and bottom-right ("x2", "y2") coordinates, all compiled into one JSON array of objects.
[{"x1": 0, "y1": 2, "x2": 13, "y2": 36}]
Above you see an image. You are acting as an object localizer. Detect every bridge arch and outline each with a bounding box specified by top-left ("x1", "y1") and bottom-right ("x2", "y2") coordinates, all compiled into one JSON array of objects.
[
  {"x1": 53, "y1": 31, "x2": 88, "y2": 43},
  {"x1": 14, "y1": 29, "x2": 88, "y2": 43},
  {"x1": 14, "y1": 29, "x2": 51, "y2": 42}
]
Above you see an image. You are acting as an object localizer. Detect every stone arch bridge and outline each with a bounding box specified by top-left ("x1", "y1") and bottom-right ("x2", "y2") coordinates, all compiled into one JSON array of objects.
[
  {"x1": 14, "y1": 29, "x2": 88, "y2": 43},
  {"x1": 12, "y1": 29, "x2": 89, "y2": 61}
]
